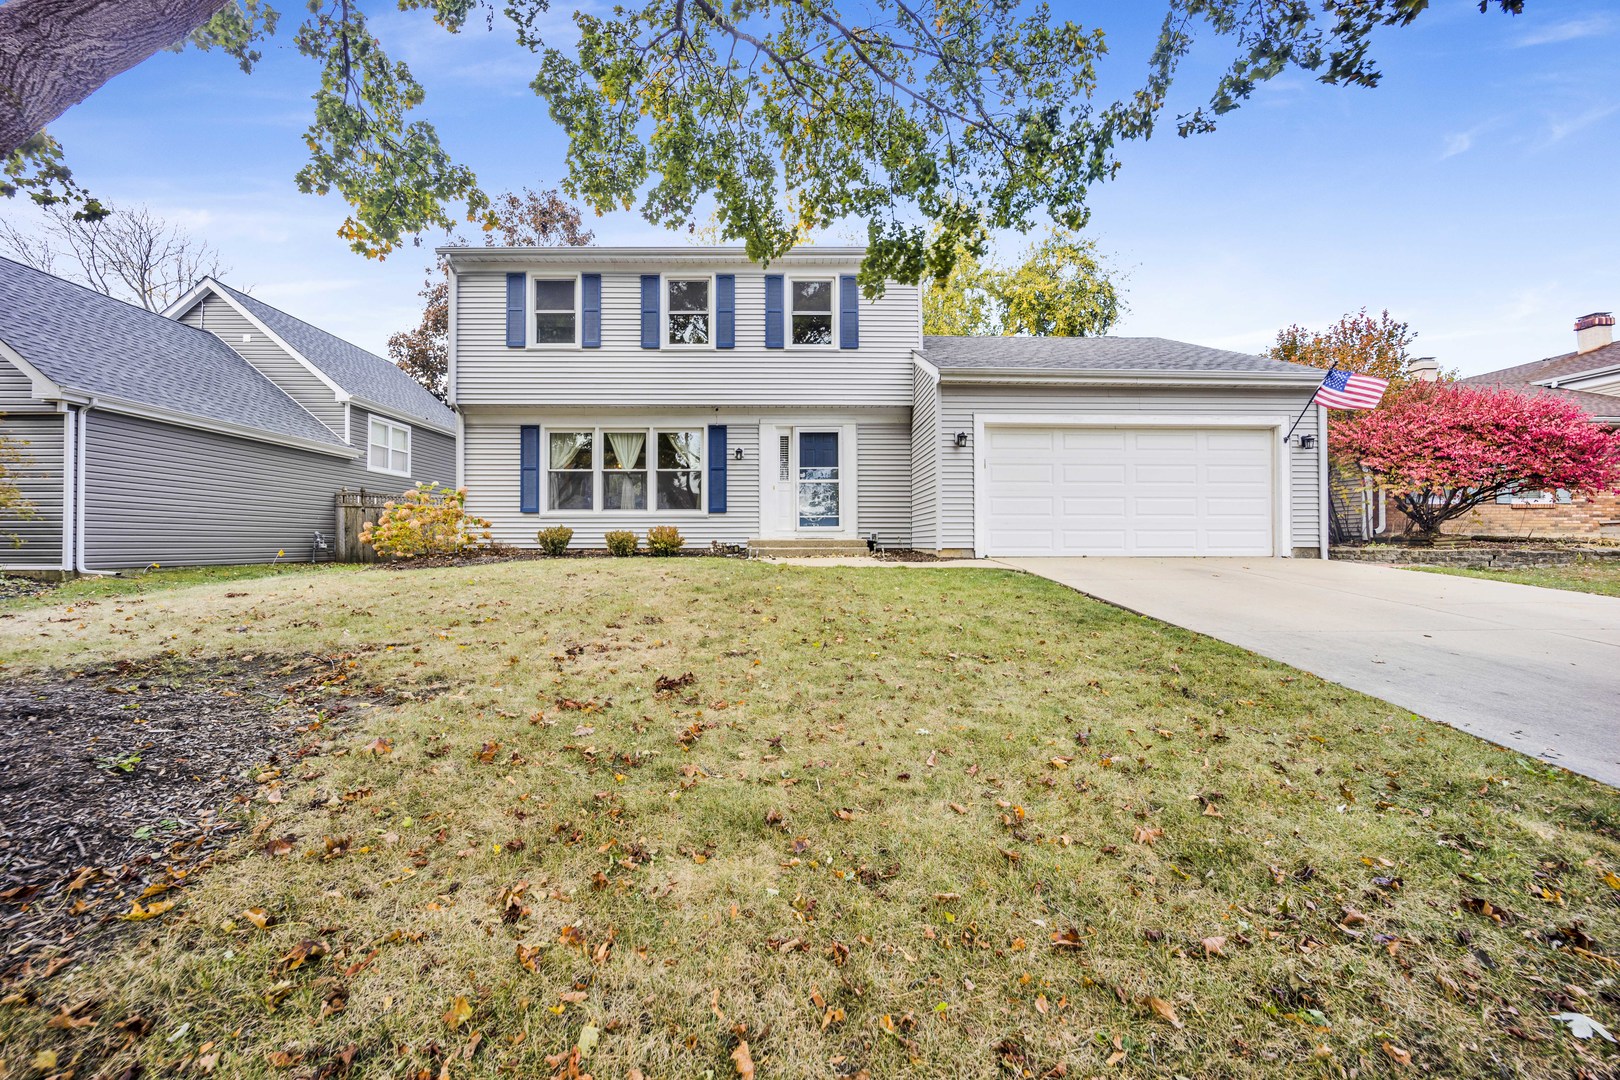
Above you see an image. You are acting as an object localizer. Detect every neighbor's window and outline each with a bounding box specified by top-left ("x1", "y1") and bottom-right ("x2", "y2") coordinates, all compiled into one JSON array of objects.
[
  {"x1": 367, "y1": 416, "x2": 411, "y2": 476},
  {"x1": 548, "y1": 431, "x2": 593, "y2": 510},
  {"x1": 533, "y1": 277, "x2": 577, "y2": 345},
  {"x1": 602, "y1": 431, "x2": 649, "y2": 511},
  {"x1": 790, "y1": 278, "x2": 835, "y2": 345},
  {"x1": 656, "y1": 430, "x2": 703, "y2": 510},
  {"x1": 666, "y1": 277, "x2": 711, "y2": 346}
]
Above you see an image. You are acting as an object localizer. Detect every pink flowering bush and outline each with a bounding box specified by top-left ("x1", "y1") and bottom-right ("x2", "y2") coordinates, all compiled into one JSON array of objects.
[{"x1": 1332, "y1": 383, "x2": 1620, "y2": 537}]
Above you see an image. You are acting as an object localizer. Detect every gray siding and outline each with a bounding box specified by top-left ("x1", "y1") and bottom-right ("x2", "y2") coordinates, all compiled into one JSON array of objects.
[
  {"x1": 856, "y1": 423, "x2": 911, "y2": 548},
  {"x1": 180, "y1": 295, "x2": 348, "y2": 435},
  {"x1": 937, "y1": 383, "x2": 1323, "y2": 555},
  {"x1": 463, "y1": 414, "x2": 761, "y2": 549},
  {"x1": 0, "y1": 413, "x2": 64, "y2": 567},
  {"x1": 453, "y1": 269, "x2": 920, "y2": 407},
  {"x1": 910, "y1": 363, "x2": 940, "y2": 551},
  {"x1": 80, "y1": 409, "x2": 455, "y2": 569},
  {"x1": 351, "y1": 406, "x2": 455, "y2": 490},
  {"x1": 0, "y1": 352, "x2": 39, "y2": 407}
]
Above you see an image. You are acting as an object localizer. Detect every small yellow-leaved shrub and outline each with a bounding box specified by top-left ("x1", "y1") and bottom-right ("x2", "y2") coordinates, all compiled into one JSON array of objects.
[
  {"x1": 360, "y1": 484, "x2": 493, "y2": 558},
  {"x1": 646, "y1": 525, "x2": 684, "y2": 556}
]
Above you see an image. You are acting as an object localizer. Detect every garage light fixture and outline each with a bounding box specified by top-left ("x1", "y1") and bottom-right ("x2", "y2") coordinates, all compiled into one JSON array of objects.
[
  {"x1": 1298, "y1": 434, "x2": 1317, "y2": 449},
  {"x1": 954, "y1": 432, "x2": 969, "y2": 447}
]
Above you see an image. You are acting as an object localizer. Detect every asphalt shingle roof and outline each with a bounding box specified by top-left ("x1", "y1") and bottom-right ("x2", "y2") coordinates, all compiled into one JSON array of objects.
[
  {"x1": 1459, "y1": 343, "x2": 1620, "y2": 422},
  {"x1": 213, "y1": 281, "x2": 454, "y2": 431},
  {"x1": 921, "y1": 335, "x2": 1317, "y2": 376},
  {"x1": 0, "y1": 257, "x2": 347, "y2": 447}
]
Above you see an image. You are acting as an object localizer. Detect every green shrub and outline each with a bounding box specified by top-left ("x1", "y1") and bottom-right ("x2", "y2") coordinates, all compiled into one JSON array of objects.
[
  {"x1": 646, "y1": 525, "x2": 684, "y2": 557},
  {"x1": 604, "y1": 530, "x2": 638, "y2": 557},
  {"x1": 536, "y1": 525, "x2": 574, "y2": 556},
  {"x1": 360, "y1": 484, "x2": 493, "y2": 559}
]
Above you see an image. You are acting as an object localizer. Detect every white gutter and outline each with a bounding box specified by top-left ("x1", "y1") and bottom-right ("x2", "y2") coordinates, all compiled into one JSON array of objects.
[
  {"x1": 937, "y1": 367, "x2": 1324, "y2": 388},
  {"x1": 439, "y1": 245, "x2": 869, "y2": 269}
]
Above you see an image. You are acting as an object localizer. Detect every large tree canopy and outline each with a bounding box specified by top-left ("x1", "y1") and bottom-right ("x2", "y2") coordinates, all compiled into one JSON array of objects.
[
  {"x1": 923, "y1": 229, "x2": 1123, "y2": 338},
  {"x1": 0, "y1": 0, "x2": 1526, "y2": 285}
]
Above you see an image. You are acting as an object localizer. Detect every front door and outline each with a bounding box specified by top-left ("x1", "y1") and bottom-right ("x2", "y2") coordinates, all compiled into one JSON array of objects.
[{"x1": 796, "y1": 431, "x2": 841, "y2": 530}]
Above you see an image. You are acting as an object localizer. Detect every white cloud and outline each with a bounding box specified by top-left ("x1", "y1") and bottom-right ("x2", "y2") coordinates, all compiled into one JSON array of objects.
[
  {"x1": 1439, "y1": 131, "x2": 1473, "y2": 159},
  {"x1": 1515, "y1": 16, "x2": 1614, "y2": 48}
]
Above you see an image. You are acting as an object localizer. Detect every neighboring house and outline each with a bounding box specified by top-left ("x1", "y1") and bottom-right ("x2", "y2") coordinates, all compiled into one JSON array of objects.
[
  {"x1": 1382, "y1": 312, "x2": 1620, "y2": 540},
  {"x1": 0, "y1": 258, "x2": 455, "y2": 573},
  {"x1": 444, "y1": 246, "x2": 1328, "y2": 557}
]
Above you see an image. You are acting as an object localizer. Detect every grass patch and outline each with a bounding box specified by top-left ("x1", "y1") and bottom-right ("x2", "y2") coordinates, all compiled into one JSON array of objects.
[
  {"x1": 1412, "y1": 562, "x2": 1620, "y2": 597},
  {"x1": 1, "y1": 560, "x2": 1616, "y2": 1078},
  {"x1": 0, "y1": 562, "x2": 361, "y2": 611}
]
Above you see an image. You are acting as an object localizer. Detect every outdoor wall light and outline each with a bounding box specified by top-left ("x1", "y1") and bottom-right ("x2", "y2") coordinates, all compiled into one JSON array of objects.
[
  {"x1": 733, "y1": 446, "x2": 744, "y2": 461},
  {"x1": 1299, "y1": 434, "x2": 1317, "y2": 449},
  {"x1": 954, "y1": 432, "x2": 969, "y2": 447}
]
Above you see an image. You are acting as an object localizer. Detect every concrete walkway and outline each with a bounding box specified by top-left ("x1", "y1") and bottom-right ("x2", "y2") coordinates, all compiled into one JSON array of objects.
[{"x1": 996, "y1": 557, "x2": 1620, "y2": 788}]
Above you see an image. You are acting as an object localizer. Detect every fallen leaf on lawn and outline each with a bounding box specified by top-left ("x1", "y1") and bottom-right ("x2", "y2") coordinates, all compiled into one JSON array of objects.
[
  {"x1": 731, "y1": 1039, "x2": 756, "y2": 1079},
  {"x1": 949, "y1": 802, "x2": 967, "y2": 814},
  {"x1": 32, "y1": 1050, "x2": 57, "y2": 1070},
  {"x1": 267, "y1": 1049, "x2": 303, "y2": 1068},
  {"x1": 1201, "y1": 936, "x2": 1227, "y2": 957},
  {"x1": 1460, "y1": 896, "x2": 1513, "y2": 923},
  {"x1": 444, "y1": 995, "x2": 473, "y2": 1029},
  {"x1": 46, "y1": 1004, "x2": 97, "y2": 1030},
  {"x1": 119, "y1": 899, "x2": 175, "y2": 921},
  {"x1": 263, "y1": 835, "x2": 295, "y2": 857},
  {"x1": 242, "y1": 907, "x2": 273, "y2": 930},
  {"x1": 516, "y1": 944, "x2": 541, "y2": 972},
  {"x1": 278, "y1": 939, "x2": 327, "y2": 972},
  {"x1": 1552, "y1": 1012, "x2": 1616, "y2": 1042},
  {"x1": 1144, "y1": 996, "x2": 1182, "y2": 1028},
  {"x1": 577, "y1": 1021, "x2": 599, "y2": 1056},
  {"x1": 363, "y1": 737, "x2": 393, "y2": 755},
  {"x1": 1381, "y1": 1042, "x2": 1412, "y2": 1068},
  {"x1": 1133, "y1": 827, "x2": 1164, "y2": 846}
]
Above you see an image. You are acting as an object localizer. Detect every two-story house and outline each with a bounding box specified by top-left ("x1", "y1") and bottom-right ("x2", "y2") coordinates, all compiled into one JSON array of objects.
[
  {"x1": 445, "y1": 246, "x2": 1329, "y2": 558},
  {"x1": 0, "y1": 258, "x2": 454, "y2": 574}
]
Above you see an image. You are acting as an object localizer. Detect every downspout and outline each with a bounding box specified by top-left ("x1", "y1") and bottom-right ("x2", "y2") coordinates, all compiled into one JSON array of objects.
[
  {"x1": 73, "y1": 400, "x2": 115, "y2": 575},
  {"x1": 59, "y1": 405, "x2": 76, "y2": 572}
]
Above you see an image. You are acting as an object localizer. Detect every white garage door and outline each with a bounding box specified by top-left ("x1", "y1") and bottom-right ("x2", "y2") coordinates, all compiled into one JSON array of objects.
[{"x1": 984, "y1": 426, "x2": 1275, "y2": 556}]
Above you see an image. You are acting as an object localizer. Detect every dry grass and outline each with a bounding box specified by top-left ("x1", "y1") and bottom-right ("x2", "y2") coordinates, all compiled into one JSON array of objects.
[
  {"x1": 1413, "y1": 562, "x2": 1620, "y2": 598},
  {"x1": 1, "y1": 560, "x2": 1617, "y2": 1079}
]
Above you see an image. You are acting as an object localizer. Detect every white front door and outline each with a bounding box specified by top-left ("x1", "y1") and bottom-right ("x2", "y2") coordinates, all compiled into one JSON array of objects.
[
  {"x1": 982, "y1": 426, "x2": 1275, "y2": 556},
  {"x1": 758, "y1": 425, "x2": 857, "y2": 538}
]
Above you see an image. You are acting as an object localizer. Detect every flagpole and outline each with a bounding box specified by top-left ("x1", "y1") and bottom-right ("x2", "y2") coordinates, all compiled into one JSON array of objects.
[{"x1": 1285, "y1": 361, "x2": 1335, "y2": 443}]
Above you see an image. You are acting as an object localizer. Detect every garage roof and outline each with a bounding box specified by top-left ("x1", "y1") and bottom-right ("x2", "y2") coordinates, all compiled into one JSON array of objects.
[{"x1": 921, "y1": 335, "x2": 1319, "y2": 378}]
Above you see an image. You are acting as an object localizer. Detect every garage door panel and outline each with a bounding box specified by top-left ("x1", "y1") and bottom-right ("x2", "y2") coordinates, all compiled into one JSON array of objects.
[{"x1": 984, "y1": 425, "x2": 1274, "y2": 556}]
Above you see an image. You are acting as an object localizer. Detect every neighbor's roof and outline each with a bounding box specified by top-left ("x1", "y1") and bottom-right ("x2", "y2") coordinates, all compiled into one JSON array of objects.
[
  {"x1": 921, "y1": 335, "x2": 1321, "y2": 380},
  {"x1": 208, "y1": 281, "x2": 455, "y2": 432},
  {"x1": 1459, "y1": 343, "x2": 1620, "y2": 423},
  {"x1": 0, "y1": 257, "x2": 348, "y2": 449}
]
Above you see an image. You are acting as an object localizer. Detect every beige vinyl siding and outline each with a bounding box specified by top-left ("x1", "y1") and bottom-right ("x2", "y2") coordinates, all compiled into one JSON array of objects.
[
  {"x1": 180, "y1": 295, "x2": 347, "y2": 435},
  {"x1": 937, "y1": 383, "x2": 1323, "y2": 556},
  {"x1": 910, "y1": 363, "x2": 940, "y2": 550},
  {"x1": 453, "y1": 270, "x2": 919, "y2": 407},
  {"x1": 0, "y1": 413, "x2": 64, "y2": 567},
  {"x1": 463, "y1": 414, "x2": 761, "y2": 549},
  {"x1": 856, "y1": 423, "x2": 911, "y2": 547}
]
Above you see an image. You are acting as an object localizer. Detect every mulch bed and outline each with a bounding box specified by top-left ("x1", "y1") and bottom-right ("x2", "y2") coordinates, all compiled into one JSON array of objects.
[
  {"x1": 0, "y1": 652, "x2": 415, "y2": 978},
  {"x1": 0, "y1": 575, "x2": 58, "y2": 603},
  {"x1": 386, "y1": 545, "x2": 947, "y2": 569}
]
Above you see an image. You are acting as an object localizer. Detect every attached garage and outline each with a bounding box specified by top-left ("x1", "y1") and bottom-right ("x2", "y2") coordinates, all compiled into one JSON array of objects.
[{"x1": 980, "y1": 423, "x2": 1280, "y2": 556}]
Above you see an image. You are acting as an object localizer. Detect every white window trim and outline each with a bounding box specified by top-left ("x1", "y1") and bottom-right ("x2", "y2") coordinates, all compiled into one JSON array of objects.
[
  {"x1": 541, "y1": 424, "x2": 708, "y2": 515},
  {"x1": 367, "y1": 416, "x2": 413, "y2": 478},
  {"x1": 785, "y1": 274, "x2": 839, "y2": 349},
  {"x1": 526, "y1": 270, "x2": 582, "y2": 350},
  {"x1": 662, "y1": 273, "x2": 716, "y2": 350}
]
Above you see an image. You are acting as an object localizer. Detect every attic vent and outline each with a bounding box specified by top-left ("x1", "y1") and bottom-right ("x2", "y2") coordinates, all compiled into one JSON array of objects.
[{"x1": 242, "y1": 333, "x2": 253, "y2": 342}]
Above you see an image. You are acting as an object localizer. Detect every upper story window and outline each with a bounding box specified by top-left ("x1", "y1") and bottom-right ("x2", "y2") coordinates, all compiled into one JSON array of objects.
[
  {"x1": 666, "y1": 277, "x2": 711, "y2": 346},
  {"x1": 790, "y1": 278, "x2": 835, "y2": 345},
  {"x1": 367, "y1": 416, "x2": 412, "y2": 477},
  {"x1": 533, "y1": 277, "x2": 577, "y2": 346}
]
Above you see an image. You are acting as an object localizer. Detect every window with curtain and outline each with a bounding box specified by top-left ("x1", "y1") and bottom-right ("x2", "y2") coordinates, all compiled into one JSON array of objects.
[
  {"x1": 666, "y1": 278, "x2": 711, "y2": 345},
  {"x1": 790, "y1": 279, "x2": 835, "y2": 345},
  {"x1": 548, "y1": 431, "x2": 593, "y2": 510},
  {"x1": 533, "y1": 278, "x2": 577, "y2": 345},
  {"x1": 603, "y1": 431, "x2": 648, "y2": 510},
  {"x1": 656, "y1": 430, "x2": 703, "y2": 510}
]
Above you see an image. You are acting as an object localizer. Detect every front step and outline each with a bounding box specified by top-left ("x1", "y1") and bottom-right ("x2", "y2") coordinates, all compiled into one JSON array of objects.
[{"x1": 748, "y1": 538, "x2": 871, "y2": 558}]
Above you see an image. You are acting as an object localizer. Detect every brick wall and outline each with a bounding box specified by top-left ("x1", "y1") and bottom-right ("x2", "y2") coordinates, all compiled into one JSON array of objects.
[{"x1": 1382, "y1": 491, "x2": 1620, "y2": 540}]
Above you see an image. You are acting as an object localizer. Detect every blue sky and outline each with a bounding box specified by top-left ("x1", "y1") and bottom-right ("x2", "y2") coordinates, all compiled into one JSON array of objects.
[{"x1": 5, "y1": 0, "x2": 1618, "y2": 375}]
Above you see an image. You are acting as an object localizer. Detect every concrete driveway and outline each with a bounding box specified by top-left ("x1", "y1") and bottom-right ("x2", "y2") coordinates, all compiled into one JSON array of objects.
[{"x1": 996, "y1": 558, "x2": 1620, "y2": 788}]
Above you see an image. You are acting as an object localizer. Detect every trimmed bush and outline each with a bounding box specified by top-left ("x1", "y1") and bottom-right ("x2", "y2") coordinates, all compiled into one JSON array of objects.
[
  {"x1": 360, "y1": 483, "x2": 493, "y2": 559},
  {"x1": 536, "y1": 525, "x2": 574, "y2": 556},
  {"x1": 604, "y1": 530, "x2": 638, "y2": 557},
  {"x1": 646, "y1": 525, "x2": 684, "y2": 556}
]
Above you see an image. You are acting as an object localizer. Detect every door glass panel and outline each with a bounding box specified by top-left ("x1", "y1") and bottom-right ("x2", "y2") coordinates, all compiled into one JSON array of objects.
[{"x1": 797, "y1": 432, "x2": 839, "y2": 528}]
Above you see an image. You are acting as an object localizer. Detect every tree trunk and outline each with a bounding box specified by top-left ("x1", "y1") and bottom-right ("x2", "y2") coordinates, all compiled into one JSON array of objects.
[{"x1": 0, "y1": 0, "x2": 229, "y2": 157}]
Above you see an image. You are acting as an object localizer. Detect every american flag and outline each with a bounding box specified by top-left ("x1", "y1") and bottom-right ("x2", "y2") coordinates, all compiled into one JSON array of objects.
[{"x1": 1313, "y1": 367, "x2": 1389, "y2": 410}]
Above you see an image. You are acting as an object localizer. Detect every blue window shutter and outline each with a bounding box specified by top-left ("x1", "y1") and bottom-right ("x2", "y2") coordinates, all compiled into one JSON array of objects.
[
  {"x1": 764, "y1": 274, "x2": 784, "y2": 349},
  {"x1": 519, "y1": 425, "x2": 540, "y2": 513},
  {"x1": 839, "y1": 274, "x2": 859, "y2": 349},
  {"x1": 640, "y1": 274, "x2": 661, "y2": 349},
  {"x1": 708, "y1": 425, "x2": 728, "y2": 513},
  {"x1": 581, "y1": 273, "x2": 602, "y2": 347},
  {"x1": 715, "y1": 274, "x2": 735, "y2": 349},
  {"x1": 505, "y1": 273, "x2": 526, "y2": 348}
]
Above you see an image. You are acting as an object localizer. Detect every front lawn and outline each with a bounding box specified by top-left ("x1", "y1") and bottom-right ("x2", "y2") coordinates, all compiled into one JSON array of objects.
[
  {"x1": 1, "y1": 561, "x2": 1616, "y2": 1078},
  {"x1": 1413, "y1": 561, "x2": 1620, "y2": 597}
]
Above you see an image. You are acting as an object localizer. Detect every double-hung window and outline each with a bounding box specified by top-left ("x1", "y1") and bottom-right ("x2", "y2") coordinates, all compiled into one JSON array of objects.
[
  {"x1": 655, "y1": 430, "x2": 703, "y2": 509},
  {"x1": 367, "y1": 417, "x2": 411, "y2": 476},
  {"x1": 790, "y1": 278, "x2": 835, "y2": 345},
  {"x1": 548, "y1": 431, "x2": 593, "y2": 510},
  {"x1": 532, "y1": 277, "x2": 577, "y2": 345},
  {"x1": 666, "y1": 277, "x2": 711, "y2": 346},
  {"x1": 603, "y1": 432, "x2": 649, "y2": 510}
]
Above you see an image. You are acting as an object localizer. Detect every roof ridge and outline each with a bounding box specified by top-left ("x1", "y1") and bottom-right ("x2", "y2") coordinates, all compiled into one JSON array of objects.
[
  {"x1": 0, "y1": 256, "x2": 243, "y2": 352},
  {"x1": 213, "y1": 279, "x2": 396, "y2": 369}
]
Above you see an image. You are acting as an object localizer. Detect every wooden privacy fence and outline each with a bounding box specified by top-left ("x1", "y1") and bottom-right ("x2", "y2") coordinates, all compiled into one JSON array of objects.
[{"x1": 334, "y1": 489, "x2": 393, "y2": 563}]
